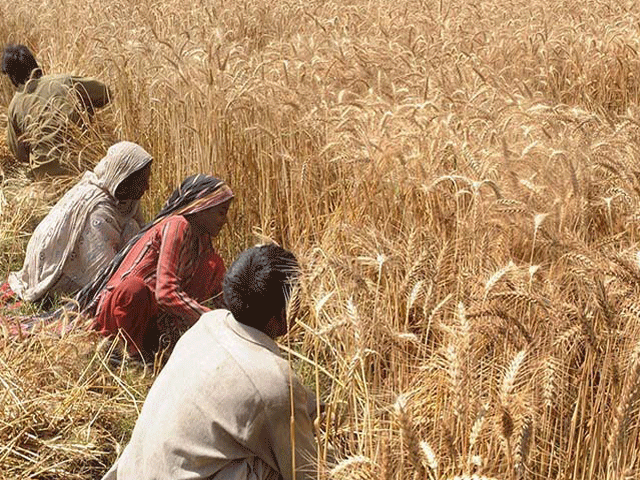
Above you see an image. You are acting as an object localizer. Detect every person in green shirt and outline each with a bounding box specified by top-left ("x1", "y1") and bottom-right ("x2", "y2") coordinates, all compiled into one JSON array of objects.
[{"x1": 1, "y1": 44, "x2": 112, "y2": 178}]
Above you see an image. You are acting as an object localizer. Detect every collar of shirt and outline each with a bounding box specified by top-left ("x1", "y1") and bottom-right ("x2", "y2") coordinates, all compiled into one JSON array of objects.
[{"x1": 221, "y1": 310, "x2": 282, "y2": 357}]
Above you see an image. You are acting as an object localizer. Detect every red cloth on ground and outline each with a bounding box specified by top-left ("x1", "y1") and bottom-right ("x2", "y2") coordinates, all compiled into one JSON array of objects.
[
  {"x1": 1, "y1": 282, "x2": 24, "y2": 336},
  {"x1": 0, "y1": 281, "x2": 80, "y2": 338},
  {"x1": 92, "y1": 216, "x2": 226, "y2": 357},
  {"x1": 0, "y1": 282, "x2": 21, "y2": 309}
]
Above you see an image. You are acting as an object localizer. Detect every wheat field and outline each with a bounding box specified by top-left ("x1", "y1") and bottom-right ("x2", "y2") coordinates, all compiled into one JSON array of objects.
[{"x1": 1, "y1": 0, "x2": 640, "y2": 478}]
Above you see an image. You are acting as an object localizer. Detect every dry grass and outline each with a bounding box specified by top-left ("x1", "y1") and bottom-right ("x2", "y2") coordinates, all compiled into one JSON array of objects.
[
  {"x1": 0, "y1": 324, "x2": 153, "y2": 479},
  {"x1": 2, "y1": 0, "x2": 640, "y2": 478}
]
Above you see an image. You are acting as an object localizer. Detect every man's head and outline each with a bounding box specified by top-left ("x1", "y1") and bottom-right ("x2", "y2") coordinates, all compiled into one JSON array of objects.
[
  {"x1": 223, "y1": 244, "x2": 299, "y2": 338},
  {"x1": 1, "y1": 44, "x2": 40, "y2": 87}
]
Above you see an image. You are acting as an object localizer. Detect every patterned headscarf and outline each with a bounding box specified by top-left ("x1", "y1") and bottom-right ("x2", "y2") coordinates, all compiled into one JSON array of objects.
[{"x1": 76, "y1": 174, "x2": 234, "y2": 312}]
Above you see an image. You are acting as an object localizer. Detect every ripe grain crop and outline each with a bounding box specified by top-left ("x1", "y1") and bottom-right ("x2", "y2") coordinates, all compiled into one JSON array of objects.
[{"x1": 2, "y1": 0, "x2": 640, "y2": 478}]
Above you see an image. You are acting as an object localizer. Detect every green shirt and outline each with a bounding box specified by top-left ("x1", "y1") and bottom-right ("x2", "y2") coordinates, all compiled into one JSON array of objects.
[{"x1": 6, "y1": 71, "x2": 111, "y2": 172}]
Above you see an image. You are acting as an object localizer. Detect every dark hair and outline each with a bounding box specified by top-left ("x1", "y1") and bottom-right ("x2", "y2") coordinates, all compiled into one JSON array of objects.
[
  {"x1": 223, "y1": 244, "x2": 299, "y2": 331},
  {"x1": 1, "y1": 44, "x2": 40, "y2": 87}
]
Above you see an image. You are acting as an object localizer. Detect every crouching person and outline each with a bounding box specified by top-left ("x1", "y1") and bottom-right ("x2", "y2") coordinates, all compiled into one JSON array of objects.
[
  {"x1": 101, "y1": 244, "x2": 317, "y2": 480},
  {"x1": 2, "y1": 44, "x2": 112, "y2": 177}
]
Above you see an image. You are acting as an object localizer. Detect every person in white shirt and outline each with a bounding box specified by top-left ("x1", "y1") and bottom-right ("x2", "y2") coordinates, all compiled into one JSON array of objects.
[{"x1": 102, "y1": 243, "x2": 317, "y2": 480}]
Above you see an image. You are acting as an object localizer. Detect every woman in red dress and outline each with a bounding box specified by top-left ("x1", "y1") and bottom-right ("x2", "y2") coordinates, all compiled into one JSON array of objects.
[{"x1": 76, "y1": 174, "x2": 233, "y2": 360}]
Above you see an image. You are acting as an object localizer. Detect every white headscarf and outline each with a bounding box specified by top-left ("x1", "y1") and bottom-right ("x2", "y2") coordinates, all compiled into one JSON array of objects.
[{"x1": 8, "y1": 141, "x2": 152, "y2": 302}]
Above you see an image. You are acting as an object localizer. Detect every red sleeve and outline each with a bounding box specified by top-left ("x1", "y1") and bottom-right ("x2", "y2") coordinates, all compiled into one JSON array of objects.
[{"x1": 154, "y1": 217, "x2": 210, "y2": 325}]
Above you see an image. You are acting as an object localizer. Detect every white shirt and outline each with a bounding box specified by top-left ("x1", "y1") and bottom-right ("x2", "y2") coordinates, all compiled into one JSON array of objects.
[{"x1": 102, "y1": 309, "x2": 317, "y2": 480}]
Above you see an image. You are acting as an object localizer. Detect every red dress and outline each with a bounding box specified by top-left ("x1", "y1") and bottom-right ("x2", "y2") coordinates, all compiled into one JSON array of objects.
[{"x1": 93, "y1": 215, "x2": 225, "y2": 357}]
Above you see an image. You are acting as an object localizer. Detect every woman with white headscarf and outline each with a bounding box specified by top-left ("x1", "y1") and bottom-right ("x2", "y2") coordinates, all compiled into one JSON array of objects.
[{"x1": 4, "y1": 141, "x2": 153, "y2": 304}]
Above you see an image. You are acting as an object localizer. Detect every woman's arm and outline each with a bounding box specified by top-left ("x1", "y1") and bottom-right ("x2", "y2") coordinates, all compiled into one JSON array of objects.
[
  {"x1": 72, "y1": 77, "x2": 112, "y2": 113},
  {"x1": 154, "y1": 217, "x2": 210, "y2": 326}
]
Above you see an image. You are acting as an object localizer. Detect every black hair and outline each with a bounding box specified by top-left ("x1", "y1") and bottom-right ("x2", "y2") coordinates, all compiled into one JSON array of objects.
[
  {"x1": 223, "y1": 244, "x2": 299, "y2": 331},
  {"x1": 1, "y1": 44, "x2": 40, "y2": 87}
]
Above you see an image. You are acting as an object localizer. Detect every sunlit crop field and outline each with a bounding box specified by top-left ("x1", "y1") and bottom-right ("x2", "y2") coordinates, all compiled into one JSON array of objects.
[{"x1": 2, "y1": 0, "x2": 640, "y2": 478}]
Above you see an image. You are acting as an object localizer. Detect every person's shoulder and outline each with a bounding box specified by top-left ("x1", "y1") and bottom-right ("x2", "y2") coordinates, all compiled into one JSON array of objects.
[
  {"x1": 192, "y1": 309, "x2": 230, "y2": 334},
  {"x1": 250, "y1": 355, "x2": 308, "y2": 417},
  {"x1": 44, "y1": 73, "x2": 73, "y2": 83},
  {"x1": 30, "y1": 73, "x2": 66, "y2": 88},
  {"x1": 199, "y1": 308, "x2": 228, "y2": 322},
  {"x1": 164, "y1": 214, "x2": 190, "y2": 226},
  {"x1": 200, "y1": 312, "x2": 292, "y2": 395},
  {"x1": 160, "y1": 214, "x2": 192, "y2": 233},
  {"x1": 36, "y1": 74, "x2": 88, "y2": 97},
  {"x1": 243, "y1": 343, "x2": 292, "y2": 403},
  {"x1": 57, "y1": 180, "x2": 109, "y2": 209},
  {"x1": 171, "y1": 310, "x2": 229, "y2": 353}
]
